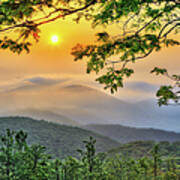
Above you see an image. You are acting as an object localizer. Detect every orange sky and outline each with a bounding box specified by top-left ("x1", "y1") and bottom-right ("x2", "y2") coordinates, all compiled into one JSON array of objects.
[{"x1": 0, "y1": 15, "x2": 179, "y2": 101}]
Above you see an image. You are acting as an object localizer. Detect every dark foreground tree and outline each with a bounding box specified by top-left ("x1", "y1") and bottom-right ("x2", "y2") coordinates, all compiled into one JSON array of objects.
[{"x1": 0, "y1": 0, "x2": 179, "y2": 105}]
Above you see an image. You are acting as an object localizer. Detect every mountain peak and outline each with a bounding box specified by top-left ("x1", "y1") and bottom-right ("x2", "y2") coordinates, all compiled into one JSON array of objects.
[{"x1": 63, "y1": 84, "x2": 96, "y2": 92}]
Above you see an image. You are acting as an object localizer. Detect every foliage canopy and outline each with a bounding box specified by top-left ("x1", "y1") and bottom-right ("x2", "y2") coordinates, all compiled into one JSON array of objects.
[
  {"x1": 0, "y1": 129, "x2": 180, "y2": 179},
  {"x1": 0, "y1": 0, "x2": 179, "y2": 105}
]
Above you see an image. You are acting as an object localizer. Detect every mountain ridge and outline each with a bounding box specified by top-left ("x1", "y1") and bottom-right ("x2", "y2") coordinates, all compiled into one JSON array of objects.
[
  {"x1": 0, "y1": 116, "x2": 120, "y2": 158},
  {"x1": 1, "y1": 83, "x2": 180, "y2": 132},
  {"x1": 83, "y1": 124, "x2": 180, "y2": 143}
]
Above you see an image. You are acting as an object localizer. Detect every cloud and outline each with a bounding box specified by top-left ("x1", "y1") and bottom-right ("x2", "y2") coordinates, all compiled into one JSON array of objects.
[
  {"x1": 125, "y1": 81, "x2": 158, "y2": 93},
  {"x1": 24, "y1": 76, "x2": 68, "y2": 85},
  {"x1": 0, "y1": 75, "x2": 70, "y2": 93}
]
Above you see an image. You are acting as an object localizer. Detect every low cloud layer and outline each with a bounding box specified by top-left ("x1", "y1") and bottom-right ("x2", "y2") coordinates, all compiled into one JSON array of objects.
[
  {"x1": 24, "y1": 76, "x2": 68, "y2": 85},
  {"x1": 0, "y1": 75, "x2": 70, "y2": 93},
  {"x1": 0, "y1": 74, "x2": 161, "y2": 104}
]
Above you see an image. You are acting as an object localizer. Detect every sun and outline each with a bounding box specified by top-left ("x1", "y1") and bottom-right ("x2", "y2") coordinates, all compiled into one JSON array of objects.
[{"x1": 51, "y1": 35, "x2": 59, "y2": 44}]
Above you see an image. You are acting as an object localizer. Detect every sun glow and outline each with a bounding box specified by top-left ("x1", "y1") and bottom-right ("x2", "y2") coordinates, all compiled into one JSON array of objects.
[{"x1": 51, "y1": 35, "x2": 59, "y2": 44}]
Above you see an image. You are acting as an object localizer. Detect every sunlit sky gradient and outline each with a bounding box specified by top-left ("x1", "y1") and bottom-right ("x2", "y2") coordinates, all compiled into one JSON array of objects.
[{"x1": 0, "y1": 16, "x2": 179, "y2": 102}]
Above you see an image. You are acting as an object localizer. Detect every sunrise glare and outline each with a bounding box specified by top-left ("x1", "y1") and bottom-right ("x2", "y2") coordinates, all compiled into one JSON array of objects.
[{"x1": 51, "y1": 35, "x2": 59, "y2": 44}]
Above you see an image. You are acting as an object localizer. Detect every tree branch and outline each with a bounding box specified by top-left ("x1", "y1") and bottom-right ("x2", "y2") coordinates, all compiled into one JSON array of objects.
[
  {"x1": 0, "y1": 0, "x2": 97, "y2": 32},
  {"x1": 162, "y1": 23, "x2": 180, "y2": 37},
  {"x1": 135, "y1": 12, "x2": 163, "y2": 35},
  {"x1": 107, "y1": 48, "x2": 154, "y2": 65},
  {"x1": 158, "y1": 17, "x2": 180, "y2": 38}
]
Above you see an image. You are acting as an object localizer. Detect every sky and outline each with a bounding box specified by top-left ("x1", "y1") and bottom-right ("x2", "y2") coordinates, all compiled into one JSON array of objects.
[{"x1": 0, "y1": 15, "x2": 179, "y2": 107}]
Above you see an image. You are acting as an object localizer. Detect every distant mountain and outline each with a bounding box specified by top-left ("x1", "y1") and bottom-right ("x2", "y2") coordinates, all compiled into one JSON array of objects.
[
  {"x1": 11, "y1": 108, "x2": 80, "y2": 126},
  {"x1": 135, "y1": 99, "x2": 180, "y2": 132},
  {"x1": 63, "y1": 84, "x2": 95, "y2": 91},
  {"x1": 0, "y1": 117, "x2": 120, "y2": 158},
  {"x1": 1, "y1": 84, "x2": 180, "y2": 132},
  {"x1": 58, "y1": 84, "x2": 180, "y2": 132},
  {"x1": 83, "y1": 124, "x2": 180, "y2": 143},
  {"x1": 58, "y1": 84, "x2": 156, "y2": 126}
]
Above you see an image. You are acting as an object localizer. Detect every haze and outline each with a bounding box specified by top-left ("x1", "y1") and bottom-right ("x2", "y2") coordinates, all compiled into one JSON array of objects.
[{"x1": 0, "y1": 17, "x2": 179, "y2": 132}]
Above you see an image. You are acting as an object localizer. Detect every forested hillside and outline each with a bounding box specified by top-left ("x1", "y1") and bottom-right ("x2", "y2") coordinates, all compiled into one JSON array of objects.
[
  {"x1": 108, "y1": 141, "x2": 180, "y2": 158},
  {"x1": 0, "y1": 117, "x2": 120, "y2": 158},
  {"x1": 0, "y1": 117, "x2": 180, "y2": 160}
]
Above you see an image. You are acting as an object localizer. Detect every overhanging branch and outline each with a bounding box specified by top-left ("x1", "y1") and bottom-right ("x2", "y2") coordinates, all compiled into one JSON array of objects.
[{"x1": 0, "y1": 0, "x2": 97, "y2": 33}]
